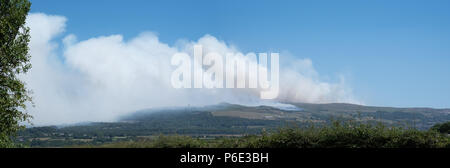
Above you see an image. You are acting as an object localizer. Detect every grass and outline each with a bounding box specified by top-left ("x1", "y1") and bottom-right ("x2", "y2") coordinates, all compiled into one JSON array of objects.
[{"x1": 77, "y1": 121, "x2": 450, "y2": 148}]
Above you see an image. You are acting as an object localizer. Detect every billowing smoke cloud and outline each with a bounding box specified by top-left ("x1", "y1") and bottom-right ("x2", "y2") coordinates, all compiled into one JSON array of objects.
[{"x1": 24, "y1": 13, "x2": 359, "y2": 125}]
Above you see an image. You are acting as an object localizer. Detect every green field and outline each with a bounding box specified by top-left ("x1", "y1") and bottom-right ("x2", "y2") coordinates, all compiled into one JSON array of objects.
[
  {"x1": 75, "y1": 121, "x2": 450, "y2": 148},
  {"x1": 14, "y1": 103, "x2": 450, "y2": 148}
]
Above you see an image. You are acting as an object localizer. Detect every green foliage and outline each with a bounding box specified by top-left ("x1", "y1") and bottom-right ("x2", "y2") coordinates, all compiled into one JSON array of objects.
[
  {"x1": 16, "y1": 111, "x2": 289, "y2": 147},
  {"x1": 0, "y1": 0, "x2": 32, "y2": 147},
  {"x1": 91, "y1": 135, "x2": 209, "y2": 148},
  {"x1": 15, "y1": 109, "x2": 450, "y2": 147},
  {"x1": 245, "y1": 121, "x2": 449, "y2": 148},
  {"x1": 83, "y1": 122, "x2": 450, "y2": 148},
  {"x1": 431, "y1": 121, "x2": 450, "y2": 134}
]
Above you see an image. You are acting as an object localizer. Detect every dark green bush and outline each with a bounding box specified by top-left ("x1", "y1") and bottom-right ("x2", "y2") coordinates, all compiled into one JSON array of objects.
[
  {"x1": 244, "y1": 121, "x2": 448, "y2": 148},
  {"x1": 431, "y1": 121, "x2": 450, "y2": 134}
]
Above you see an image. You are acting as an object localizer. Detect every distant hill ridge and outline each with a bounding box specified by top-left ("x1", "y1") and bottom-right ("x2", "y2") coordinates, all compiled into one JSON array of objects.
[{"x1": 17, "y1": 102, "x2": 449, "y2": 147}]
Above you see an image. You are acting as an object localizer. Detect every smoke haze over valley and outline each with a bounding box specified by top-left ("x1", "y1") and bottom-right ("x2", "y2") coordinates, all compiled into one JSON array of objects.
[{"x1": 23, "y1": 13, "x2": 359, "y2": 125}]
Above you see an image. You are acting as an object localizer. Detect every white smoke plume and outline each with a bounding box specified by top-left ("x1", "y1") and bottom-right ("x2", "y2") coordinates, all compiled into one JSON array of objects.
[{"x1": 23, "y1": 13, "x2": 359, "y2": 125}]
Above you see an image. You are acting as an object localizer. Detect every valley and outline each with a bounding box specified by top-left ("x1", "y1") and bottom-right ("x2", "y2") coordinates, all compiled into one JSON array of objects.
[{"x1": 16, "y1": 102, "x2": 450, "y2": 147}]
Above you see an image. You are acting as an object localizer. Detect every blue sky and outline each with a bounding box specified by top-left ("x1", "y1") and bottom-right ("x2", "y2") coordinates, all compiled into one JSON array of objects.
[{"x1": 30, "y1": 0, "x2": 450, "y2": 108}]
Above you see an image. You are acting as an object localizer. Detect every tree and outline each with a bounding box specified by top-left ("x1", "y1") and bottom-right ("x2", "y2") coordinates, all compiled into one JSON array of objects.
[
  {"x1": 432, "y1": 121, "x2": 450, "y2": 134},
  {"x1": 0, "y1": 0, "x2": 32, "y2": 147}
]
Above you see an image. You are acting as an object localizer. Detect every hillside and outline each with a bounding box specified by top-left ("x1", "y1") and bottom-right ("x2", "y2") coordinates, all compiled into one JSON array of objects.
[{"x1": 16, "y1": 102, "x2": 450, "y2": 147}]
